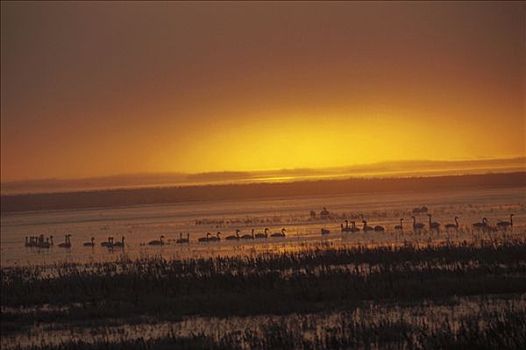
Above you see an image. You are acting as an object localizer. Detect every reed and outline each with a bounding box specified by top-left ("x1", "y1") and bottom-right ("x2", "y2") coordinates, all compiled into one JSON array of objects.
[
  {"x1": 2, "y1": 237, "x2": 526, "y2": 337},
  {"x1": 5, "y1": 307, "x2": 526, "y2": 349}
]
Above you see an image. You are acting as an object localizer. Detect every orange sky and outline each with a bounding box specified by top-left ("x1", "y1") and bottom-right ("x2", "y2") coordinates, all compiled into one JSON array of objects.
[{"x1": 1, "y1": 2, "x2": 525, "y2": 181}]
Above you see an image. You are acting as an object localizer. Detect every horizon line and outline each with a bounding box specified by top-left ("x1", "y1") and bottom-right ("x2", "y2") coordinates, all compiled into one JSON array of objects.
[{"x1": 2, "y1": 155, "x2": 525, "y2": 184}]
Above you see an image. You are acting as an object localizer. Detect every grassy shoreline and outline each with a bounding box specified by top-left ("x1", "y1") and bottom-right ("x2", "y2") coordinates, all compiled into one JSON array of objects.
[{"x1": 3, "y1": 238, "x2": 526, "y2": 338}]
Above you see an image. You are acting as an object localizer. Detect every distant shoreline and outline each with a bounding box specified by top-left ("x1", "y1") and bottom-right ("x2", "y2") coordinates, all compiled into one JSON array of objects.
[
  {"x1": 1, "y1": 171, "x2": 525, "y2": 214},
  {"x1": 2, "y1": 157, "x2": 524, "y2": 195}
]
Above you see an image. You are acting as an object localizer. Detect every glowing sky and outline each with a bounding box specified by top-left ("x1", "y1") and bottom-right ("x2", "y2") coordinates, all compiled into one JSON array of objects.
[{"x1": 1, "y1": 1, "x2": 525, "y2": 181}]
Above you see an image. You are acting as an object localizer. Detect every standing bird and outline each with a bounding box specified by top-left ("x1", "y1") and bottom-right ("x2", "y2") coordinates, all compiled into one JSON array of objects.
[
  {"x1": 271, "y1": 228, "x2": 286, "y2": 238},
  {"x1": 445, "y1": 217, "x2": 460, "y2": 231},
  {"x1": 341, "y1": 220, "x2": 352, "y2": 233},
  {"x1": 427, "y1": 214, "x2": 440, "y2": 232},
  {"x1": 25, "y1": 236, "x2": 37, "y2": 247},
  {"x1": 226, "y1": 230, "x2": 241, "y2": 241},
  {"x1": 176, "y1": 233, "x2": 190, "y2": 244},
  {"x1": 349, "y1": 221, "x2": 360, "y2": 232},
  {"x1": 83, "y1": 237, "x2": 95, "y2": 247},
  {"x1": 37, "y1": 235, "x2": 46, "y2": 247},
  {"x1": 39, "y1": 237, "x2": 52, "y2": 249},
  {"x1": 412, "y1": 216, "x2": 425, "y2": 232},
  {"x1": 255, "y1": 228, "x2": 269, "y2": 239},
  {"x1": 113, "y1": 236, "x2": 125, "y2": 248},
  {"x1": 394, "y1": 219, "x2": 404, "y2": 231},
  {"x1": 58, "y1": 234, "x2": 72, "y2": 248},
  {"x1": 497, "y1": 214, "x2": 514, "y2": 230},
  {"x1": 148, "y1": 235, "x2": 165, "y2": 246}
]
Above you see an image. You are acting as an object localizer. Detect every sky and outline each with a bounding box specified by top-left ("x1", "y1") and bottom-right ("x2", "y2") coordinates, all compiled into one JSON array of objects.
[{"x1": 1, "y1": 1, "x2": 525, "y2": 181}]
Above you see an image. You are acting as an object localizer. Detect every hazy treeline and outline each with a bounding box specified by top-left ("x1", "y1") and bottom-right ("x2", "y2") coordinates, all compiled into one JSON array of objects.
[{"x1": 2, "y1": 172, "x2": 525, "y2": 213}]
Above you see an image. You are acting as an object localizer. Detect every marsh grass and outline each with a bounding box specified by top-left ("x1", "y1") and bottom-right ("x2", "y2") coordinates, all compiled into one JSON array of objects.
[
  {"x1": 2, "y1": 237, "x2": 526, "y2": 336},
  {"x1": 5, "y1": 306, "x2": 525, "y2": 349}
]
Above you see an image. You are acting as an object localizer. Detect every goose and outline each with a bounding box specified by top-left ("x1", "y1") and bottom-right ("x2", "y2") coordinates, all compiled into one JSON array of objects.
[
  {"x1": 148, "y1": 235, "x2": 165, "y2": 246},
  {"x1": 255, "y1": 228, "x2": 269, "y2": 239},
  {"x1": 240, "y1": 229, "x2": 255, "y2": 240},
  {"x1": 58, "y1": 234, "x2": 72, "y2": 248},
  {"x1": 198, "y1": 232, "x2": 211, "y2": 242},
  {"x1": 270, "y1": 228, "x2": 286, "y2": 238},
  {"x1": 208, "y1": 232, "x2": 221, "y2": 242},
  {"x1": 101, "y1": 236, "x2": 114, "y2": 247},
  {"x1": 83, "y1": 237, "x2": 95, "y2": 247},
  {"x1": 349, "y1": 221, "x2": 360, "y2": 232},
  {"x1": 497, "y1": 214, "x2": 514, "y2": 230},
  {"x1": 394, "y1": 219, "x2": 404, "y2": 231},
  {"x1": 113, "y1": 236, "x2": 125, "y2": 248},
  {"x1": 362, "y1": 220, "x2": 374, "y2": 232},
  {"x1": 176, "y1": 233, "x2": 190, "y2": 244},
  {"x1": 226, "y1": 229, "x2": 241, "y2": 241},
  {"x1": 445, "y1": 217, "x2": 459, "y2": 231},
  {"x1": 412, "y1": 216, "x2": 425, "y2": 231},
  {"x1": 427, "y1": 214, "x2": 440, "y2": 231},
  {"x1": 472, "y1": 218, "x2": 488, "y2": 230},
  {"x1": 321, "y1": 228, "x2": 330, "y2": 235}
]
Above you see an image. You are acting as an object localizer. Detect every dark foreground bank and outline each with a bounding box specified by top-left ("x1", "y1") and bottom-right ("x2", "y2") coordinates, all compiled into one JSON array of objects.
[{"x1": 2, "y1": 236, "x2": 526, "y2": 349}]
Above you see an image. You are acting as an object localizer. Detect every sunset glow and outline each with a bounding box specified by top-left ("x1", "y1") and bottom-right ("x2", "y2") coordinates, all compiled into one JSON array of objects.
[
  {"x1": 1, "y1": 3, "x2": 526, "y2": 348},
  {"x1": 153, "y1": 109, "x2": 524, "y2": 173},
  {"x1": 1, "y1": 2, "x2": 524, "y2": 181}
]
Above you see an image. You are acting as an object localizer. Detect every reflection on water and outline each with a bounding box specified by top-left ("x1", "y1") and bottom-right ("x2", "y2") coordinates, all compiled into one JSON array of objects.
[
  {"x1": 1, "y1": 187, "x2": 525, "y2": 266},
  {"x1": 1, "y1": 186, "x2": 525, "y2": 349},
  {"x1": 2, "y1": 295, "x2": 524, "y2": 349}
]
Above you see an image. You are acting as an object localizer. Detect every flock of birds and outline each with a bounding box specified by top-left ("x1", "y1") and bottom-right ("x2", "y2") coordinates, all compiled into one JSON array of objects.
[
  {"x1": 23, "y1": 228, "x2": 288, "y2": 249},
  {"x1": 338, "y1": 215, "x2": 445, "y2": 234},
  {"x1": 23, "y1": 214, "x2": 514, "y2": 250},
  {"x1": 334, "y1": 214, "x2": 514, "y2": 235}
]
